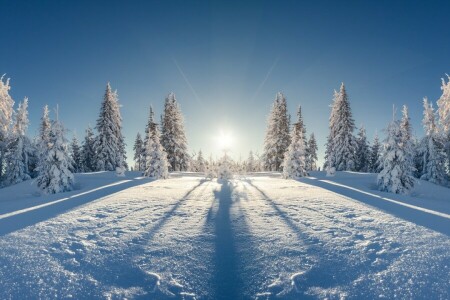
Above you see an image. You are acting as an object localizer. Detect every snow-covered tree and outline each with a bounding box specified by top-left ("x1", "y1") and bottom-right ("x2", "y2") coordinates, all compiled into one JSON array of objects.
[
  {"x1": 94, "y1": 83, "x2": 127, "y2": 171},
  {"x1": 133, "y1": 132, "x2": 145, "y2": 172},
  {"x1": 368, "y1": 133, "x2": 382, "y2": 173},
  {"x1": 144, "y1": 106, "x2": 169, "y2": 179},
  {"x1": 36, "y1": 114, "x2": 74, "y2": 194},
  {"x1": 217, "y1": 152, "x2": 233, "y2": 180},
  {"x1": 0, "y1": 75, "x2": 15, "y2": 180},
  {"x1": 400, "y1": 105, "x2": 415, "y2": 175},
  {"x1": 378, "y1": 119, "x2": 415, "y2": 194},
  {"x1": 437, "y1": 75, "x2": 450, "y2": 173},
  {"x1": 194, "y1": 150, "x2": 207, "y2": 173},
  {"x1": 246, "y1": 150, "x2": 258, "y2": 172},
  {"x1": 420, "y1": 98, "x2": 448, "y2": 185},
  {"x1": 306, "y1": 133, "x2": 318, "y2": 171},
  {"x1": 283, "y1": 107, "x2": 308, "y2": 178},
  {"x1": 263, "y1": 92, "x2": 290, "y2": 171},
  {"x1": 160, "y1": 93, "x2": 190, "y2": 171},
  {"x1": 355, "y1": 125, "x2": 370, "y2": 172},
  {"x1": 324, "y1": 83, "x2": 357, "y2": 171},
  {"x1": 4, "y1": 98, "x2": 32, "y2": 185},
  {"x1": 70, "y1": 136, "x2": 82, "y2": 173},
  {"x1": 81, "y1": 126, "x2": 96, "y2": 172}
]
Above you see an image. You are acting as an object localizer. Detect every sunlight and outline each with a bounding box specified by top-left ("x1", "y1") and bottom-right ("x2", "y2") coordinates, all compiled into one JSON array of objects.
[{"x1": 215, "y1": 130, "x2": 234, "y2": 151}]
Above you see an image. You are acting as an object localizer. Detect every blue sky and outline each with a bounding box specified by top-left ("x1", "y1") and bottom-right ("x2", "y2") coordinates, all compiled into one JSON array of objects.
[{"x1": 1, "y1": 0, "x2": 450, "y2": 167}]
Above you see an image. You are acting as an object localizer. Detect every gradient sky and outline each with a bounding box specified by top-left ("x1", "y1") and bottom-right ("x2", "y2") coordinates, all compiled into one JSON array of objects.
[{"x1": 2, "y1": 0, "x2": 450, "y2": 167}]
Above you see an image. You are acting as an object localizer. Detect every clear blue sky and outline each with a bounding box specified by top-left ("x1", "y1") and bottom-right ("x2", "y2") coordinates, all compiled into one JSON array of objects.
[{"x1": 1, "y1": 0, "x2": 450, "y2": 167}]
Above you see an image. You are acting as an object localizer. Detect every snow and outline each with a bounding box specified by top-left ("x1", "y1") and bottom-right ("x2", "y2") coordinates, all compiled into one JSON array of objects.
[{"x1": 0, "y1": 171, "x2": 449, "y2": 299}]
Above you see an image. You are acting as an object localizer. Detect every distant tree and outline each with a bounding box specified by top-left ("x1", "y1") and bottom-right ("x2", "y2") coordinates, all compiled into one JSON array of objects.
[
  {"x1": 283, "y1": 106, "x2": 308, "y2": 179},
  {"x1": 133, "y1": 132, "x2": 144, "y2": 172},
  {"x1": 368, "y1": 133, "x2": 382, "y2": 173},
  {"x1": 144, "y1": 105, "x2": 168, "y2": 179},
  {"x1": 70, "y1": 136, "x2": 82, "y2": 173},
  {"x1": 0, "y1": 75, "x2": 14, "y2": 181},
  {"x1": 246, "y1": 150, "x2": 258, "y2": 172},
  {"x1": 263, "y1": 92, "x2": 290, "y2": 171},
  {"x1": 217, "y1": 152, "x2": 233, "y2": 180},
  {"x1": 94, "y1": 83, "x2": 127, "y2": 171},
  {"x1": 437, "y1": 75, "x2": 450, "y2": 173},
  {"x1": 81, "y1": 126, "x2": 96, "y2": 172},
  {"x1": 324, "y1": 83, "x2": 357, "y2": 171},
  {"x1": 307, "y1": 133, "x2": 318, "y2": 171},
  {"x1": 420, "y1": 98, "x2": 448, "y2": 185},
  {"x1": 160, "y1": 93, "x2": 190, "y2": 171},
  {"x1": 195, "y1": 150, "x2": 207, "y2": 173},
  {"x1": 355, "y1": 125, "x2": 370, "y2": 172}
]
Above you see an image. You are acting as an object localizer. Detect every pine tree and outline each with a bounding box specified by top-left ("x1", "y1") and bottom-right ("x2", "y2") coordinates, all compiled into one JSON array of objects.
[
  {"x1": 368, "y1": 133, "x2": 382, "y2": 173},
  {"x1": 263, "y1": 92, "x2": 290, "y2": 171},
  {"x1": 378, "y1": 119, "x2": 415, "y2": 194},
  {"x1": 283, "y1": 107, "x2": 308, "y2": 178},
  {"x1": 420, "y1": 98, "x2": 448, "y2": 185},
  {"x1": 306, "y1": 133, "x2": 318, "y2": 171},
  {"x1": 36, "y1": 114, "x2": 74, "y2": 194},
  {"x1": 195, "y1": 150, "x2": 207, "y2": 173},
  {"x1": 217, "y1": 152, "x2": 233, "y2": 180},
  {"x1": 246, "y1": 150, "x2": 257, "y2": 172},
  {"x1": 355, "y1": 125, "x2": 370, "y2": 172},
  {"x1": 160, "y1": 93, "x2": 190, "y2": 171},
  {"x1": 400, "y1": 105, "x2": 415, "y2": 175},
  {"x1": 133, "y1": 132, "x2": 144, "y2": 172},
  {"x1": 0, "y1": 75, "x2": 15, "y2": 180},
  {"x1": 144, "y1": 106, "x2": 169, "y2": 179},
  {"x1": 94, "y1": 83, "x2": 127, "y2": 171},
  {"x1": 324, "y1": 83, "x2": 357, "y2": 171},
  {"x1": 81, "y1": 126, "x2": 96, "y2": 172},
  {"x1": 437, "y1": 75, "x2": 450, "y2": 173},
  {"x1": 5, "y1": 98, "x2": 32, "y2": 185},
  {"x1": 70, "y1": 136, "x2": 82, "y2": 173}
]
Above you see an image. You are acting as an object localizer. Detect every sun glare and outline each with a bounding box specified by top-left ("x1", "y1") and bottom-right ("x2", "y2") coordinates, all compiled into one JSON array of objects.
[{"x1": 215, "y1": 130, "x2": 234, "y2": 151}]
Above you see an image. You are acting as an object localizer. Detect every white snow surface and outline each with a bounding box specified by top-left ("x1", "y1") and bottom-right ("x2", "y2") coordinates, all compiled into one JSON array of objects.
[{"x1": 0, "y1": 171, "x2": 449, "y2": 299}]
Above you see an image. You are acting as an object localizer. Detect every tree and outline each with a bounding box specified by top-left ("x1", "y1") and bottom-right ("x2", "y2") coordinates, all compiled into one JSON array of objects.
[
  {"x1": 437, "y1": 75, "x2": 450, "y2": 173},
  {"x1": 94, "y1": 83, "x2": 127, "y2": 171},
  {"x1": 70, "y1": 136, "x2": 82, "y2": 173},
  {"x1": 420, "y1": 98, "x2": 448, "y2": 185},
  {"x1": 217, "y1": 152, "x2": 233, "y2": 180},
  {"x1": 283, "y1": 107, "x2": 308, "y2": 178},
  {"x1": 325, "y1": 83, "x2": 357, "y2": 171},
  {"x1": 195, "y1": 150, "x2": 207, "y2": 173},
  {"x1": 263, "y1": 92, "x2": 290, "y2": 171},
  {"x1": 5, "y1": 98, "x2": 32, "y2": 185},
  {"x1": 368, "y1": 133, "x2": 382, "y2": 173},
  {"x1": 81, "y1": 126, "x2": 96, "y2": 172},
  {"x1": 355, "y1": 125, "x2": 370, "y2": 172},
  {"x1": 144, "y1": 106, "x2": 169, "y2": 179},
  {"x1": 307, "y1": 133, "x2": 318, "y2": 171},
  {"x1": 0, "y1": 75, "x2": 14, "y2": 180},
  {"x1": 36, "y1": 114, "x2": 74, "y2": 194},
  {"x1": 160, "y1": 93, "x2": 190, "y2": 171},
  {"x1": 378, "y1": 119, "x2": 415, "y2": 194},
  {"x1": 133, "y1": 132, "x2": 145, "y2": 172},
  {"x1": 246, "y1": 150, "x2": 258, "y2": 172},
  {"x1": 399, "y1": 105, "x2": 415, "y2": 175}
]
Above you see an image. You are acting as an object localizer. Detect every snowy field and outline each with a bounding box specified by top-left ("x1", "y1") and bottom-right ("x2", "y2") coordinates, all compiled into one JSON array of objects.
[{"x1": 0, "y1": 171, "x2": 449, "y2": 299}]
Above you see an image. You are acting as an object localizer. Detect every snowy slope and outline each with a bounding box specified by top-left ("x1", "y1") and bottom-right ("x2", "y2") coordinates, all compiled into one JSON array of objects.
[{"x1": 0, "y1": 172, "x2": 449, "y2": 299}]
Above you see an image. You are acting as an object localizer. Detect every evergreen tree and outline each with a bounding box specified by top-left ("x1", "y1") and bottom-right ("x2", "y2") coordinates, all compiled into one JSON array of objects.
[
  {"x1": 81, "y1": 126, "x2": 96, "y2": 172},
  {"x1": 217, "y1": 152, "x2": 233, "y2": 180},
  {"x1": 324, "y1": 83, "x2": 357, "y2": 171},
  {"x1": 420, "y1": 98, "x2": 448, "y2": 185},
  {"x1": 368, "y1": 133, "x2": 382, "y2": 173},
  {"x1": 5, "y1": 98, "x2": 32, "y2": 185},
  {"x1": 133, "y1": 132, "x2": 144, "y2": 172},
  {"x1": 263, "y1": 92, "x2": 290, "y2": 171},
  {"x1": 246, "y1": 150, "x2": 257, "y2": 172},
  {"x1": 399, "y1": 105, "x2": 415, "y2": 175},
  {"x1": 283, "y1": 107, "x2": 308, "y2": 178},
  {"x1": 378, "y1": 119, "x2": 415, "y2": 194},
  {"x1": 0, "y1": 75, "x2": 14, "y2": 180},
  {"x1": 355, "y1": 125, "x2": 370, "y2": 172},
  {"x1": 437, "y1": 75, "x2": 450, "y2": 173},
  {"x1": 195, "y1": 150, "x2": 207, "y2": 173},
  {"x1": 94, "y1": 83, "x2": 127, "y2": 171},
  {"x1": 160, "y1": 93, "x2": 190, "y2": 171},
  {"x1": 144, "y1": 106, "x2": 169, "y2": 179},
  {"x1": 307, "y1": 133, "x2": 318, "y2": 171},
  {"x1": 36, "y1": 115, "x2": 74, "y2": 194},
  {"x1": 70, "y1": 136, "x2": 82, "y2": 173}
]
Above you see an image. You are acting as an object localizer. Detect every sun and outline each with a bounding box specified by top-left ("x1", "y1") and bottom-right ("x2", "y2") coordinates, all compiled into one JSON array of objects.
[{"x1": 215, "y1": 130, "x2": 234, "y2": 151}]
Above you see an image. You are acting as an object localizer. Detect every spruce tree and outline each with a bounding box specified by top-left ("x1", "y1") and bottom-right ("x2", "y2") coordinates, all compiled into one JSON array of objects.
[
  {"x1": 368, "y1": 133, "x2": 382, "y2": 173},
  {"x1": 81, "y1": 126, "x2": 96, "y2": 172},
  {"x1": 324, "y1": 83, "x2": 357, "y2": 171},
  {"x1": 160, "y1": 93, "x2": 190, "y2": 171},
  {"x1": 133, "y1": 132, "x2": 144, "y2": 172},
  {"x1": 420, "y1": 98, "x2": 448, "y2": 185},
  {"x1": 246, "y1": 150, "x2": 257, "y2": 172},
  {"x1": 283, "y1": 107, "x2": 308, "y2": 178},
  {"x1": 0, "y1": 75, "x2": 14, "y2": 180},
  {"x1": 437, "y1": 75, "x2": 450, "y2": 173},
  {"x1": 195, "y1": 150, "x2": 207, "y2": 173},
  {"x1": 355, "y1": 125, "x2": 370, "y2": 172},
  {"x1": 307, "y1": 133, "x2": 318, "y2": 171},
  {"x1": 94, "y1": 83, "x2": 127, "y2": 171},
  {"x1": 400, "y1": 105, "x2": 415, "y2": 176},
  {"x1": 263, "y1": 92, "x2": 290, "y2": 171},
  {"x1": 144, "y1": 106, "x2": 169, "y2": 179},
  {"x1": 70, "y1": 136, "x2": 82, "y2": 173}
]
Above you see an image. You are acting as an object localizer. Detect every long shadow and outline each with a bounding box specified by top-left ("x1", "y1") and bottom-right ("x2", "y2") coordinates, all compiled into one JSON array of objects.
[
  {"x1": 300, "y1": 178, "x2": 450, "y2": 236},
  {"x1": 0, "y1": 178, "x2": 154, "y2": 236}
]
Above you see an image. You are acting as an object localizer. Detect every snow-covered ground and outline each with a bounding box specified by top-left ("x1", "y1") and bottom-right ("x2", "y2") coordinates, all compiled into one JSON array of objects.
[{"x1": 0, "y1": 171, "x2": 449, "y2": 299}]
